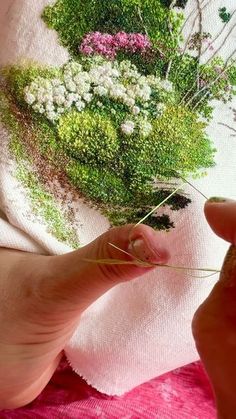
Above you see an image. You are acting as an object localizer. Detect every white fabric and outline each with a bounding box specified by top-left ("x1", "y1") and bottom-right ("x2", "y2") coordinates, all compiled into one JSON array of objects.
[{"x1": 0, "y1": 0, "x2": 236, "y2": 395}]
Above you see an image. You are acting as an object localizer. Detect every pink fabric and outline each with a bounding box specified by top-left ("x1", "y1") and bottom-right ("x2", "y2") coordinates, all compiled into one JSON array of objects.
[{"x1": 1, "y1": 358, "x2": 216, "y2": 418}]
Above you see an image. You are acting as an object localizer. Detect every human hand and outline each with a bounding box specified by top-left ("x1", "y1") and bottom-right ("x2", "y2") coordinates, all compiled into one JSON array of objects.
[
  {"x1": 0, "y1": 224, "x2": 169, "y2": 409},
  {"x1": 193, "y1": 198, "x2": 236, "y2": 419}
]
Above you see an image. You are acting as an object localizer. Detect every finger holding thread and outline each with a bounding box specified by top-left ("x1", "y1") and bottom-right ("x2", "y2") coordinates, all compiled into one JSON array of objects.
[
  {"x1": 205, "y1": 197, "x2": 236, "y2": 245},
  {"x1": 128, "y1": 224, "x2": 170, "y2": 264},
  {"x1": 192, "y1": 197, "x2": 236, "y2": 416}
]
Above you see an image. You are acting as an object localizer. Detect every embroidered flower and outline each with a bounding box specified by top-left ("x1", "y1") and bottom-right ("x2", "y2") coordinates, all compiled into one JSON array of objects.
[
  {"x1": 121, "y1": 120, "x2": 135, "y2": 135},
  {"x1": 79, "y1": 31, "x2": 151, "y2": 59},
  {"x1": 24, "y1": 57, "x2": 175, "y2": 123}
]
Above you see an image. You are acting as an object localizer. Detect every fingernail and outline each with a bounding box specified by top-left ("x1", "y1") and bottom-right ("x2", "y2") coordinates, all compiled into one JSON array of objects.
[
  {"x1": 208, "y1": 197, "x2": 227, "y2": 203},
  {"x1": 220, "y1": 245, "x2": 236, "y2": 287},
  {"x1": 128, "y1": 237, "x2": 167, "y2": 264}
]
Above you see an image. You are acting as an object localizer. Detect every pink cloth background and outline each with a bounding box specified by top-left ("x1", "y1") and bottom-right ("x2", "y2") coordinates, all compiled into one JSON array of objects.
[{"x1": 1, "y1": 357, "x2": 216, "y2": 418}]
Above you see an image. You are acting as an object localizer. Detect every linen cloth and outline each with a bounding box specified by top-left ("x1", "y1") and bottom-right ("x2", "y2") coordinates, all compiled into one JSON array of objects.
[{"x1": 0, "y1": 0, "x2": 236, "y2": 396}]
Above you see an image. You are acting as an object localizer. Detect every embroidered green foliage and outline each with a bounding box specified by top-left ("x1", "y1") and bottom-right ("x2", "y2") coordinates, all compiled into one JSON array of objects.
[
  {"x1": 219, "y1": 7, "x2": 231, "y2": 23},
  {"x1": 150, "y1": 106, "x2": 215, "y2": 174},
  {"x1": 105, "y1": 208, "x2": 175, "y2": 230},
  {"x1": 42, "y1": 0, "x2": 184, "y2": 61},
  {"x1": 160, "y1": 0, "x2": 188, "y2": 8},
  {"x1": 67, "y1": 160, "x2": 132, "y2": 205},
  {"x1": 121, "y1": 105, "x2": 215, "y2": 193},
  {"x1": 58, "y1": 110, "x2": 119, "y2": 165},
  {"x1": 169, "y1": 56, "x2": 236, "y2": 118},
  {"x1": 67, "y1": 160, "x2": 191, "y2": 230}
]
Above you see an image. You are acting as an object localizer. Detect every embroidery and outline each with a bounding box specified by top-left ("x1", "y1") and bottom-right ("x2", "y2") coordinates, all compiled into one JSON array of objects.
[
  {"x1": 1, "y1": 0, "x2": 236, "y2": 233},
  {"x1": 219, "y1": 7, "x2": 232, "y2": 23}
]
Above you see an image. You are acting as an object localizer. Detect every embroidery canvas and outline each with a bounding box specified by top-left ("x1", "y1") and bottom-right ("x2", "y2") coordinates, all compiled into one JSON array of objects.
[{"x1": 0, "y1": 0, "x2": 236, "y2": 395}]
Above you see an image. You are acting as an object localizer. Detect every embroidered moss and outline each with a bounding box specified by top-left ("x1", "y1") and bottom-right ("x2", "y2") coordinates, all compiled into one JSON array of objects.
[
  {"x1": 120, "y1": 105, "x2": 216, "y2": 193},
  {"x1": 67, "y1": 160, "x2": 132, "y2": 206},
  {"x1": 16, "y1": 166, "x2": 80, "y2": 248},
  {"x1": 0, "y1": 88, "x2": 80, "y2": 248},
  {"x1": 67, "y1": 160, "x2": 191, "y2": 230},
  {"x1": 58, "y1": 110, "x2": 119, "y2": 166}
]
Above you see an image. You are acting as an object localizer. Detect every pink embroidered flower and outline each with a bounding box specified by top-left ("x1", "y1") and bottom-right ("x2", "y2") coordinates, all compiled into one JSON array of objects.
[
  {"x1": 113, "y1": 31, "x2": 129, "y2": 48},
  {"x1": 79, "y1": 31, "x2": 151, "y2": 59}
]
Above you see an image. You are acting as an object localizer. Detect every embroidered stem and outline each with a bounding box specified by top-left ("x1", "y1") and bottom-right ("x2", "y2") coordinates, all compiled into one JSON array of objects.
[
  {"x1": 202, "y1": 9, "x2": 236, "y2": 56},
  {"x1": 205, "y1": 22, "x2": 236, "y2": 65}
]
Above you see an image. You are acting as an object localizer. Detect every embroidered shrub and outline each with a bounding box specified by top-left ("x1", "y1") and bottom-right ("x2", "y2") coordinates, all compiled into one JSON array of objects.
[
  {"x1": 58, "y1": 110, "x2": 119, "y2": 166},
  {"x1": 120, "y1": 105, "x2": 216, "y2": 193},
  {"x1": 42, "y1": 0, "x2": 184, "y2": 64},
  {"x1": 4, "y1": 66, "x2": 61, "y2": 106},
  {"x1": 67, "y1": 160, "x2": 132, "y2": 205}
]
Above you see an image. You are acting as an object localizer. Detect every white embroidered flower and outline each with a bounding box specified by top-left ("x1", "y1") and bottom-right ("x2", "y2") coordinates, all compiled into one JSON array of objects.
[
  {"x1": 33, "y1": 103, "x2": 45, "y2": 114},
  {"x1": 67, "y1": 93, "x2": 80, "y2": 103},
  {"x1": 110, "y1": 85, "x2": 126, "y2": 99},
  {"x1": 64, "y1": 99, "x2": 73, "y2": 109},
  {"x1": 132, "y1": 106, "x2": 140, "y2": 115},
  {"x1": 121, "y1": 120, "x2": 135, "y2": 135},
  {"x1": 156, "y1": 103, "x2": 166, "y2": 114},
  {"x1": 25, "y1": 57, "x2": 174, "y2": 126},
  {"x1": 124, "y1": 97, "x2": 135, "y2": 107},
  {"x1": 51, "y1": 79, "x2": 62, "y2": 87},
  {"x1": 75, "y1": 100, "x2": 85, "y2": 112},
  {"x1": 25, "y1": 92, "x2": 36, "y2": 105},
  {"x1": 83, "y1": 93, "x2": 93, "y2": 103},
  {"x1": 57, "y1": 107, "x2": 65, "y2": 114},
  {"x1": 45, "y1": 103, "x2": 55, "y2": 112},
  {"x1": 94, "y1": 86, "x2": 108, "y2": 96},
  {"x1": 65, "y1": 81, "x2": 77, "y2": 92},
  {"x1": 53, "y1": 95, "x2": 65, "y2": 106},
  {"x1": 46, "y1": 111, "x2": 59, "y2": 122},
  {"x1": 161, "y1": 80, "x2": 173, "y2": 92}
]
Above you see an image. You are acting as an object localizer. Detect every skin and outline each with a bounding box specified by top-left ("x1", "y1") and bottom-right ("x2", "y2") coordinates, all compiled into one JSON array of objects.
[
  {"x1": 193, "y1": 198, "x2": 236, "y2": 419},
  {"x1": 0, "y1": 198, "x2": 236, "y2": 416},
  {"x1": 0, "y1": 223, "x2": 169, "y2": 409}
]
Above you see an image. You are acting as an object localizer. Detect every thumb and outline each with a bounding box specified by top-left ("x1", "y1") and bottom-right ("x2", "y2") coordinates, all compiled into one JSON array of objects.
[
  {"x1": 204, "y1": 197, "x2": 236, "y2": 245},
  {"x1": 37, "y1": 224, "x2": 170, "y2": 315}
]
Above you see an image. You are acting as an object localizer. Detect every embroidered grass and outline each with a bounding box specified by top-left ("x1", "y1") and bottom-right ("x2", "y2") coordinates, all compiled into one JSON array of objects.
[{"x1": 0, "y1": 89, "x2": 80, "y2": 249}]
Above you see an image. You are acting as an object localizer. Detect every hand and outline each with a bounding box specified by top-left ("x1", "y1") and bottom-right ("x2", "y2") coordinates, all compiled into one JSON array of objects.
[
  {"x1": 193, "y1": 198, "x2": 236, "y2": 419},
  {"x1": 0, "y1": 224, "x2": 169, "y2": 409}
]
